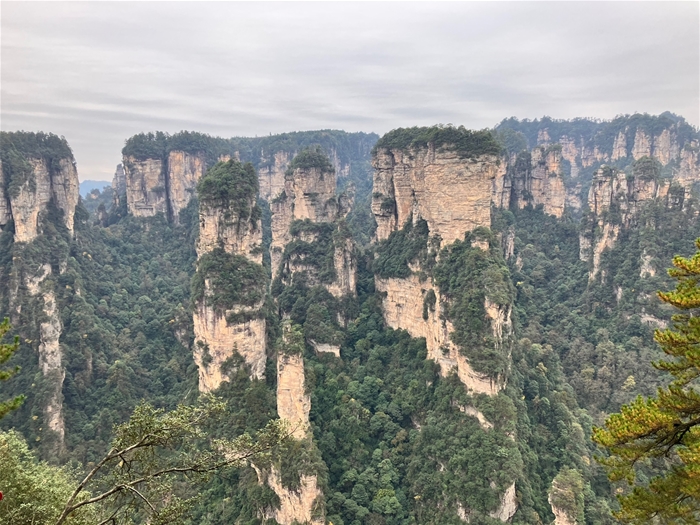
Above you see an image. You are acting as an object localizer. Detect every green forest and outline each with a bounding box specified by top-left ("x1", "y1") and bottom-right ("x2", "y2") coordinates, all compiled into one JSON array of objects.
[{"x1": 1, "y1": 119, "x2": 700, "y2": 525}]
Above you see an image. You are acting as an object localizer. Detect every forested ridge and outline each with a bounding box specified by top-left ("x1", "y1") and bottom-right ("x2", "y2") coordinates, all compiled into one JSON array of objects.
[{"x1": 1, "y1": 116, "x2": 699, "y2": 524}]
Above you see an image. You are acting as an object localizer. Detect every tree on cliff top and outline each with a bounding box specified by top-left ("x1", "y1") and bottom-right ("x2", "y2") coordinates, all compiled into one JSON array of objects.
[
  {"x1": 593, "y1": 238, "x2": 700, "y2": 523},
  {"x1": 196, "y1": 159, "x2": 260, "y2": 221},
  {"x1": 0, "y1": 318, "x2": 23, "y2": 420}
]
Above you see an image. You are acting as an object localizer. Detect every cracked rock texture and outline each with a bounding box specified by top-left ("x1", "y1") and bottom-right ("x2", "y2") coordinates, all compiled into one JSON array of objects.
[{"x1": 372, "y1": 146, "x2": 502, "y2": 246}]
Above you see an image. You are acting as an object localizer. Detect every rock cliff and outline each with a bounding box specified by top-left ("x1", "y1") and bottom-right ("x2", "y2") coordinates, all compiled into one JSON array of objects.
[
  {"x1": 0, "y1": 156, "x2": 79, "y2": 243},
  {"x1": 167, "y1": 150, "x2": 206, "y2": 221},
  {"x1": 509, "y1": 146, "x2": 566, "y2": 218},
  {"x1": 192, "y1": 160, "x2": 267, "y2": 390},
  {"x1": 256, "y1": 323, "x2": 324, "y2": 525},
  {"x1": 371, "y1": 144, "x2": 502, "y2": 246},
  {"x1": 123, "y1": 156, "x2": 168, "y2": 218},
  {"x1": 0, "y1": 132, "x2": 82, "y2": 452},
  {"x1": 579, "y1": 161, "x2": 685, "y2": 279},
  {"x1": 271, "y1": 147, "x2": 356, "y2": 298},
  {"x1": 376, "y1": 274, "x2": 502, "y2": 395},
  {"x1": 372, "y1": 135, "x2": 510, "y2": 395}
]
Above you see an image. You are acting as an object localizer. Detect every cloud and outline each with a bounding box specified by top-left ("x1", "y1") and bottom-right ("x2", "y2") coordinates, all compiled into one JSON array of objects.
[{"x1": 2, "y1": 1, "x2": 698, "y2": 181}]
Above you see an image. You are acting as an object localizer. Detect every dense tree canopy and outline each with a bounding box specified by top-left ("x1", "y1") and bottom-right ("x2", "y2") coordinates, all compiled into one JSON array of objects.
[{"x1": 593, "y1": 239, "x2": 700, "y2": 524}]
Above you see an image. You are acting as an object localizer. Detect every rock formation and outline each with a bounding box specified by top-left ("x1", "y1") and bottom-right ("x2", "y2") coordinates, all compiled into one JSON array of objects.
[
  {"x1": 509, "y1": 146, "x2": 566, "y2": 218},
  {"x1": 372, "y1": 137, "x2": 510, "y2": 396},
  {"x1": 371, "y1": 144, "x2": 502, "y2": 246},
  {"x1": 122, "y1": 156, "x2": 168, "y2": 218},
  {"x1": 167, "y1": 150, "x2": 206, "y2": 221},
  {"x1": 255, "y1": 323, "x2": 324, "y2": 525},
  {"x1": 0, "y1": 156, "x2": 79, "y2": 243},
  {"x1": 579, "y1": 162, "x2": 681, "y2": 279},
  {"x1": 375, "y1": 273, "x2": 502, "y2": 395},
  {"x1": 0, "y1": 132, "x2": 81, "y2": 452},
  {"x1": 192, "y1": 160, "x2": 267, "y2": 391},
  {"x1": 271, "y1": 147, "x2": 356, "y2": 298}
]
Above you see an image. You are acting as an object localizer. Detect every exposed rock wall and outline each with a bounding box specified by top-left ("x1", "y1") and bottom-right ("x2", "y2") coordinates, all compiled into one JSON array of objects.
[
  {"x1": 111, "y1": 163, "x2": 126, "y2": 208},
  {"x1": 192, "y1": 161, "x2": 266, "y2": 390},
  {"x1": 193, "y1": 301, "x2": 266, "y2": 391},
  {"x1": 511, "y1": 147, "x2": 566, "y2": 217},
  {"x1": 3, "y1": 157, "x2": 79, "y2": 243},
  {"x1": 270, "y1": 151, "x2": 356, "y2": 298},
  {"x1": 37, "y1": 289, "x2": 65, "y2": 446},
  {"x1": 264, "y1": 468, "x2": 323, "y2": 525},
  {"x1": 372, "y1": 146, "x2": 502, "y2": 245},
  {"x1": 0, "y1": 159, "x2": 9, "y2": 227},
  {"x1": 580, "y1": 166, "x2": 676, "y2": 278},
  {"x1": 197, "y1": 202, "x2": 263, "y2": 262},
  {"x1": 376, "y1": 274, "x2": 503, "y2": 395},
  {"x1": 277, "y1": 352, "x2": 311, "y2": 439},
  {"x1": 259, "y1": 150, "x2": 292, "y2": 201},
  {"x1": 167, "y1": 151, "x2": 206, "y2": 221},
  {"x1": 123, "y1": 156, "x2": 168, "y2": 218}
]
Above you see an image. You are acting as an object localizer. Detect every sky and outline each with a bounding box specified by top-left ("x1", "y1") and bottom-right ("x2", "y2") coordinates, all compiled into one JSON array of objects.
[{"x1": 2, "y1": 1, "x2": 699, "y2": 182}]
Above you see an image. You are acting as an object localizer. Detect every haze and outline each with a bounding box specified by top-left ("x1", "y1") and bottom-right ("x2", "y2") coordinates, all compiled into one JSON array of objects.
[{"x1": 2, "y1": 1, "x2": 698, "y2": 181}]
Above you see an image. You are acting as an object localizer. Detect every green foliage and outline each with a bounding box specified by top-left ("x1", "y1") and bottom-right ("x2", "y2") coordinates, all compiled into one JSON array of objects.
[
  {"x1": 191, "y1": 248, "x2": 266, "y2": 318},
  {"x1": 433, "y1": 229, "x2": 515, "y2": 377},
  {"x1": 374, "y1": 125, "x2": 502, "y2": 159},
  {"x1": 121, "y1": 131, "x2": 169, "y2": 161},
  {"x1": 373, "y1": 218, "x2": 431, "y2": 279},
  {"x1": 631, "y1": 156, "x2": 662, "y2": 181},
  {"x1": 53, "y1": 396, "x2": 288, "y2": 525},
  {"x1": 1, "y1": 131, "x2": 74, "y2": 198},
  {"x1": 196, "y1": 159, "x2": 260, "y2": 222},
  {"x1": 593, "y1": 239, "x2": 700, "y2": 524},
  {"x1": 549, "y1": 467, "x2": 585, "y2": 524},
  {"x1": 286, "y1": 145, "x2": 334, "y2": 174},
  {"x1": 0, "y1": 430, "x2": 99, "y2": 525},
  {"x1": 0, "y1": 319, "x2": 23, "y2": 420},
  {"x1": 280, "y1": 220, "x2": 338, "y2": 284}
]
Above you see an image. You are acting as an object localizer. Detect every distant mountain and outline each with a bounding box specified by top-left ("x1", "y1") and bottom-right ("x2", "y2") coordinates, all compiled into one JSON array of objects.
[{"x1": 79, "y1": 179, "x2": 110, "y2": 197}]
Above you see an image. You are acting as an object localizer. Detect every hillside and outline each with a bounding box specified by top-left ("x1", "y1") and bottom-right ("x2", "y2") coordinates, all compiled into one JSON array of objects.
[{"x1": 1, "y1": 115, "x2": 699, "y2": 524}]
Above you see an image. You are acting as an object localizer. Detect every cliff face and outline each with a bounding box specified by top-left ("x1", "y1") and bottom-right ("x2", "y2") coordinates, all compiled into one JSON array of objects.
[
  {"x1": 271, "y1": 149, "x2": 356, "y2": 298},
  {"x1": 372, "y1": 146, "x2": 502, "y2": 245},
  {"x1": 167, "y1": 150, "x2": 206, "y2": 221},
  {"x1": 372, "y1": 143, "x2": 510, "y2": 395},
  {"x1": 277, "y1": 351, "x2": 311, "y2": 440},
  {"x1": 510, "y1": 147, "x2": 566, "y2": 218},
  {"x1": 580, "y1": 166, "x2": 676, "y2": 279},
  {"x1": 376, "y1": 274, "x2": 502, "y2": 395},
  {"x1": 192, "y1": 160, "x2": 267, "y2": 390},
  {"x1": 0, "y1": 133, "x2": 81, "y2": 452},
  {"x1": 1, "y1": 157, "x2": 79, "y2": 243}
]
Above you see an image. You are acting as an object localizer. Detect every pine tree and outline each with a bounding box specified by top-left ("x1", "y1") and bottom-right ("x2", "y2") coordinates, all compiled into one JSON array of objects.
[
  {"x1": 0, "y1": 317, "x2": 23, "y2": 420},
  {"x1": 593, "y1": 238, "x2": 700, "y2": 523}
]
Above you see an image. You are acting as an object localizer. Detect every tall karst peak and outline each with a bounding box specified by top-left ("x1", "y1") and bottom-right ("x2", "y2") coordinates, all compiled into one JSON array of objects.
[{"x1": 192, "y1": 158, "x2": 267, "y2": 391}]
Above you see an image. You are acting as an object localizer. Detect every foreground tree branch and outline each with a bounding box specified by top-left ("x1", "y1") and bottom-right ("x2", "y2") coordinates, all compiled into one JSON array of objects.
[{"x1": 54, "y1": 395, "x2": 290, "y2": 525}]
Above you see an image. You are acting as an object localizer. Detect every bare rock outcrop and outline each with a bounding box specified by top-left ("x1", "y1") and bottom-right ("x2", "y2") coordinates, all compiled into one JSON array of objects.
[
  {"x1": 167, "y1": 150, "x2": 206, "y2": 221},
  {"x1": 372, "y1": 145, "x2": 501, "y2": 246},
  {"x1": 376, "y1": 274, "x2": 502, "y2": 395},
  {"x1": 123, "y1": 156, "x2": 168, "y2": 218},
  {"x1": 2, "y1": 157, "x2": 79, "y2": 243},
  {"x1": 510, "y1": 146, "x2": 566, "y2": 217},
  {"x1": 271, "y1": 148, "x2": 357, "y2": 298},
  {"x1": 192, "y1": 160, "x2": 267, "y2": 390},
  {"x1": 580, "y1": 163, "x2": 678, "y2": 279}
]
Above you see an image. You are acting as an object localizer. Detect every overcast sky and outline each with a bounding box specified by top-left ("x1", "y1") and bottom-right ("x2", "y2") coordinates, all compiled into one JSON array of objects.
[{"x1": 2, "y1": 1, "x2": 699, "y2": 182}]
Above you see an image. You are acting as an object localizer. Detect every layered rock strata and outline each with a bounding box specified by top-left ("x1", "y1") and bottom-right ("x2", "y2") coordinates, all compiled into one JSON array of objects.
[
  {"x1": 376, "y1": 273, "x2": 503, "y2": 395},
  {"x1": 271, "y1": 149, "x2": 356, "y2": 298},
  {"x1": 372, "y1": 144, "x2": 510, "y2": 394},
  {"x1": 0, "y1": 157, "x2": 79, "y2": 243},
  {"x1": 192, "y1": 160, "x2": 266, "y2": 391},
  {"x1": 510, "y1": 146, "x2": 566, "y2": 218},
  {"x1": 256, "y1": 324, "x2": 324, "y2": 525},
  {"x1": 580, "y1": 165, "x2": 676, "y2": 279},
  {"x1": 372, "y1": 145, "x2": 503, "y2": 245}
]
